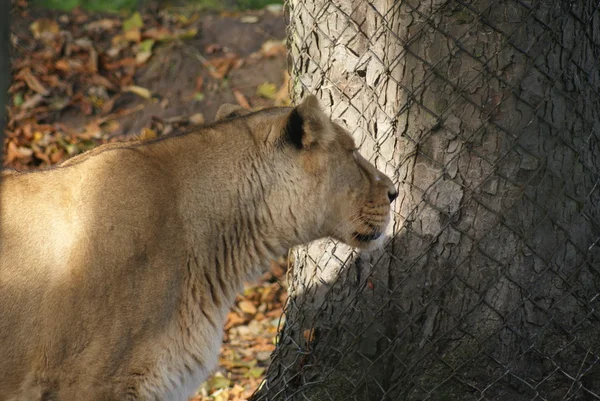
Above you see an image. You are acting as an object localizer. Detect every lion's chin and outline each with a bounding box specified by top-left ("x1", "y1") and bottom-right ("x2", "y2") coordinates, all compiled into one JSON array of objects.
[
  {"x1": 355, "y1": 234, "x2": 387, "y2": 252},
  {"x1": 336, "y1": 230, "x2": 387, "y2": 252}
]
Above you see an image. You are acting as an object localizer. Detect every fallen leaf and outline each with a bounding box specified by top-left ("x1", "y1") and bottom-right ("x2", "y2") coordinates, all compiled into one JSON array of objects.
[
  {"x1": 123, "y1": 85, "x2": 152, "y2": 99},
  {"x1": 50, "y1": 147, "x2": 65, "y2": 164},
  {"x1": 139, "y1": 128, "x2": 157, "y2": 140},
  {"x1": 204, "y1": 54, "x2": 240, "y2": 80},
  {"x1": 225, "y1": 312, "x2": 246, "y2": 330},
  {"x1": 244, "y1": 366, "x2": 265, "y2": 379},
  {"x1": 261, "y1": 39, "x2": 287, "y2": 58},
  {"x1": 142, "y1": 27, "x2": 173, "y2": 41},
  {"x1": 176, "y1": 28, "x2": 198, "y2": 40},
  {"x1": 19, "y1": 68, "x2": 48, "y2": 95},
  {"x1": 256, "y1": 82, "x2": 277, "y2": 100},
  {"x1": 30, "y1": 19, "x2": 59, "y2": 41},
  {"x1": 40, "y1": 74, "x2": 62, "y2": 88},
  {"x1": 80, "y1": 121, "x2": 102, "y2": 139},
  {"x1": 135, "y1": 39, "x2": 154, "y2": 65},
  {"x1": 240, "y1": 15, "x2": 260, "y2": 24},
  {"x1": 123, "y1": 12, "x2": 144, "y2": 33},
  {"x1": 238, "y1": 300, "x2": 257, "y2": 315},
  {"x1": 101, "y1": 96, "x2": 117, "y2": 114},
  {"x1": 55, "y1": 59, "x2": 84, "y2": 73},
  {"x1": 32, "y1": 145, "x2": 51, "y2": 165},
  {"x1": 85, "y1": 19, "x2": 119, "y2": 32},
  {"x1": 87, "y1": 47, "x2": 99, "y2": 73},
  {"x1": 123, "y1": 12, "x2": 144, "y2": 42},
  {"x1": 189, "y1": 113, "x2": 205, "y2": 125},
  {"x1": 205, "y1": 373, "x2": 230, "y2": 392},
  {"x1": 5, "y1": 141, "x2": 19, "y2": 164},
  {"x1": 12, "y1": 92, "x2": 24, "y2": 107},
  {"x1": 104, "y1": 57, "x2": 137, "y2": 70},
  {"x1": 125, "y1": 29, "x2": 142, "y2": 43},
  {"x1": 142, "y1": 27, "x2": 197, "y2": 42},
  {"x1": 90, "y1": 75, "x2": 116, "y2": 91},
  {"x1": 233, "y1": 90, "x2": 251, "y2": 109},
  {"x1": 274, "y1": 71, "x2": 291, "y2": 106},
  {"x1": 266, "y1": 4, "x2": 284, "y2": 13},
  {"x1": 48, "y1": 96, "x2": 70, "y2": 111},
  {"x1": 5, "y1": 141, "x2": 33, "y2": 164},
  {"x1": 303, "y1": 328, "x2": 316, "y2": 344},
  {"x1": 204, "y1": 43, "x2": 222, "y2": 54},
  {"x1": 256, "y1": 351, "x2": 272, "y2": 362}
]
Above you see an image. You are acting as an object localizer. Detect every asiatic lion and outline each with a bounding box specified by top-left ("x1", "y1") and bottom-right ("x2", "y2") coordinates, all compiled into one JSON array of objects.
[{"x1": 0, "y1": 95, "x2": 397, "y2": 401}]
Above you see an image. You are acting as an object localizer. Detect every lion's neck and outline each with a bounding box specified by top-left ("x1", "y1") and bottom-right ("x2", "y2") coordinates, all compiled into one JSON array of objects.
[{"x1": 174, "y1": 142, "x2": 298, "y2": 307}]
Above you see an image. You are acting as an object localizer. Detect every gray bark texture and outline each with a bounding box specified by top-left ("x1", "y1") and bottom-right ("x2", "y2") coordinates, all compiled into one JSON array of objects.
[{"x1": 253, "y1": 0, "x2": 600, "y2": 400}]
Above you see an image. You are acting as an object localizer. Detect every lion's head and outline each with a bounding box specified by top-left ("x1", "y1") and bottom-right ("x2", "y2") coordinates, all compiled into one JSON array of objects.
[{"x1": 215, "y1": 95, "x2": 397, "y2": 251}]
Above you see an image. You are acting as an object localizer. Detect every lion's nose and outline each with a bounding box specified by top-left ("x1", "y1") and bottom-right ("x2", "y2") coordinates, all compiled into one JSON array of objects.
[{"x1": 388, "y1": 189, "x2": 398, "y2": 203}]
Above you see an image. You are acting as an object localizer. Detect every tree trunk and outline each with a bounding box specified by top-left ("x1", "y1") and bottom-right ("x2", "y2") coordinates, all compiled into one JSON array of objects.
[{"x1": 253, "y1": 0, "x2": 600, "y2": 400}]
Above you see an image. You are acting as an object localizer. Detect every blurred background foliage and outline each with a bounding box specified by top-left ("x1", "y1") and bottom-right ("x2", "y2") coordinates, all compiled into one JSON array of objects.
[{"x1": 33, "y1": 0, "x2": 284, "y2": 13}]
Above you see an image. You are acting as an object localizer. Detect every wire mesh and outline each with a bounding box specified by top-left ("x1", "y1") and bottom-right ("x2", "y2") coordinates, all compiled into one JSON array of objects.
[{"x1": 253, "y1": 0, "x2": 600, "y2": 400}]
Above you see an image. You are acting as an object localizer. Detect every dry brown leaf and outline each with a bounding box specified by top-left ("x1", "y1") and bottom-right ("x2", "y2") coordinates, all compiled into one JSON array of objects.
[
  {"x1": 204, "y1": 43, "x2": 223, "y2": 54},
  {"x1": 97, "y1": 104, "x2": 145, "y2": 124},
  {"x1": 87, "y1": 48, "x2": 99, "y2": 73},
  {"x1": 274, "y1": 71, "x2": 291, "y2": 106},
  {"x1": 5, "y1": 141, "x2": 19, "y2": 164},
  {"x1": 124, "y1": 29, "x2": 142, "y2": 43},
  {"x1": 135, "y1": 51, "x2": 152, "y2": 65},
  {"x1": 85, "y1": 19, "x2": 120, "y2": 32},
  {"x1": 139, "y1": 128, "x2": 157, "y2": 141},
  {"x1": 101, "y1": 96, "x2": 117, "y2": 114},
  {"x1": 55, "y1": 59, "x2": 84, "y2": 73},
  {"x1": 142, "y1": 27, "x2": 173, "y2": 41},
  {"x1": 20, "y1": 93, "x2": 45, "y2": 110},
  {"x1": 33, "y1": 146, "x2": 51, "y2": 165},
  {"x1": 50, "y1": 148, "x2": 65, "y2": 164},
  {"x1": 123, "y1": 12, "x2": 143, "y2": 43},
  {"x1": 260, "y1": 39, "x2": 286, "y2": 58},
  {"x1": 40, "y1": 74, "x2": 62, "y2": 88},
  {"x1": 238, "y1": 300, "x2": 257, "y2": 315},
  {"x1": 303, "y1": 328, "x2": 316, "y2": 344},
  {"x1": 233, "y1": 90, "x2": 251, "y2": 109},
  {"x1": 205, "y1": 54, "x2": 240, "y2": 80},
  {"x1": 225, "y1": 312, "x2": 246, "y2": 330},
  {"x1": 189, "y1": 113, "x2": 205, "y2": 125},
  {"x1": 90, "y1": 75, "x2": 116, "y2": 91},
  {"x1": 30, "y1": 19, "x2": 60, "y2": 41},
  {"x1": 5, "y1": 141, "x2": 33, "y2": 164},
  {"x1": 19, "y1": 69, "x2": 48, "y2": 95},
  {"x1": 123, "y1": 85, "x2": 152, "y2": 99},
  {"x1": 240, "y1": 15, "x2": 260, "y2": 24},
  {"x1": 104, "y1": 57, "x2": 137, "y2": 70}
]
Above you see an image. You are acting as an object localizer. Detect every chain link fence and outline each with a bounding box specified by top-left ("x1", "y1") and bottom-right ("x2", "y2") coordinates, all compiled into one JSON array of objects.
[{"x1": 253, "y1": 0, "x2": 600, "y2": 400}]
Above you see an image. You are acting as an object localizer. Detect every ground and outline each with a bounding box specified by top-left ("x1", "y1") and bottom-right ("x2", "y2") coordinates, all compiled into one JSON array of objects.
[{"x1": 4, "y1": 1, "x2": 290, "y2": 400}]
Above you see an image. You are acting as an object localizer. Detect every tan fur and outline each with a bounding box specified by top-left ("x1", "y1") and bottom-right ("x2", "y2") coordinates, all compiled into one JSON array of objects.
[{"x1": 0, "y1": 95, "x2": 396, "y2": 401}]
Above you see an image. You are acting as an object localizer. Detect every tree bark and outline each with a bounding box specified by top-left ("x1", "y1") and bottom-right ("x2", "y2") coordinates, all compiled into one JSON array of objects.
[{"x1": 254, "y1": 0, "x2": 600, "y2": 400}]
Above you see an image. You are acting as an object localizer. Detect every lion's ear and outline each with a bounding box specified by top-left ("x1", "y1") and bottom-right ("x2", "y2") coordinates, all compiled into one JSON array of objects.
[
  {"x1": 215, "y1": 104, "x2": 251, "y2": 121},
  {"x1": 283, "y1": 95, "x2": 335, "y2": 149}
]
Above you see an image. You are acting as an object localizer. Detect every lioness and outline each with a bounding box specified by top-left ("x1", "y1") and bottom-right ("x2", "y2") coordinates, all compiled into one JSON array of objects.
[{"x1": 0, "y1": 95, "x2": 396, "y2": 401}]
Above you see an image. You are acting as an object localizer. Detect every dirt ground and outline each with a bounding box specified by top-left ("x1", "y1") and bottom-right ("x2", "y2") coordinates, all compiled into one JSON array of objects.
[
  {"x1": 6, "y1": 2, "x2": 289, "y2": 400},
  {"x1": 9, "y1": 3, "x2": 288, "y2": 146}
]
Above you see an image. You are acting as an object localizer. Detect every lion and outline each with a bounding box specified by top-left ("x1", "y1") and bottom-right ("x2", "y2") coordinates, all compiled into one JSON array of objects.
[{"x1": 0, "y1": 95, "x2": 397, "y2": 401}]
